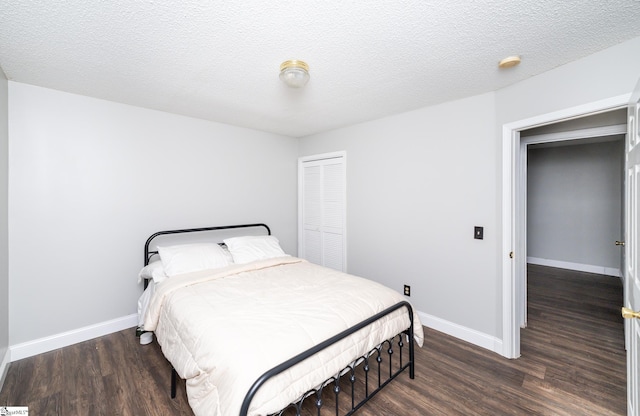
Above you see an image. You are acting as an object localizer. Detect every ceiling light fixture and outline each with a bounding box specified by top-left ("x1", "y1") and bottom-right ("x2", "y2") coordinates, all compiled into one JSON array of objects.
[
  {"x1": 279, "y1": 60, "x2": 310, "y2": 88},
  {"x1": 498, "y1": 55, "x2": 521, "y2": 69}
]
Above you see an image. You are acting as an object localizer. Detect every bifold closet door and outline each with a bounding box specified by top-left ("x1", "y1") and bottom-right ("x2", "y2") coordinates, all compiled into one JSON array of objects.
[{"x1": 298, "y1": 153, "x2": 346, "y2": 272}]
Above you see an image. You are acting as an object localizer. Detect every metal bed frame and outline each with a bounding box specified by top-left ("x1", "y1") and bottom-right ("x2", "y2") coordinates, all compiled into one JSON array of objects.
[{"x1": 142, "y1": 223, "x2": 416, "y2": 416}]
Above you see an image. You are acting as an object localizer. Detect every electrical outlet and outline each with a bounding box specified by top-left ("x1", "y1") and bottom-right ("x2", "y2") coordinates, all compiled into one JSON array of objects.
[{"x1": 404, "y1": 285, "x2": 411, "y2": 296}]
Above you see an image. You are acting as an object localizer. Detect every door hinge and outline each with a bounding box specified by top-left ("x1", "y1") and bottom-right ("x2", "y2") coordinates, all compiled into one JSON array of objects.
[{"x1": 509, "y1": 251, "x2": 514, "y2": 259}]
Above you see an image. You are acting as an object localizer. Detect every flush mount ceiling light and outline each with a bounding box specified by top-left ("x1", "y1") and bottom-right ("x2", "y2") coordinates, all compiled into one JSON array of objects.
[
  {"x1": 279, "y1": 60, "x2": 310, "y2": 88},
  {"x1": 498, "y1": 55, "x2": 521, "y2": 69}
]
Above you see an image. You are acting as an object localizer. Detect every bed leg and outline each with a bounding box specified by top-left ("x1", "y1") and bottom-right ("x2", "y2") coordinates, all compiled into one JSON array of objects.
[
  {"x1": 409, "y1": 328, "x2": 415, "y2": 380},
  {"x1": 409, "y1": 343, "x2": 415, "y2": 379},
  {"x1": 171, "y1": 367, "x2": 177, "y2": 398},
  {"x1": 407, "y1": 306, "x2": 416, "y2": 380}
]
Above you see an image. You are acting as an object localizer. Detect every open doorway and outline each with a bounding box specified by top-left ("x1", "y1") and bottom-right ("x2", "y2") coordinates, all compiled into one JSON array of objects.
[
  {"x1": 501, "y1": 94, "x2": 631, "y2": 360},
  {"x1": 520, "y1": 110, "x2": 626, "y2": 328}
]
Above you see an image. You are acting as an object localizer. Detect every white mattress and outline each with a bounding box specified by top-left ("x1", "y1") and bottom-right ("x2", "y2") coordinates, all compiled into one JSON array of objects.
[{"x1": 144, "y1": 257, "x2": 424, "y2": 416}]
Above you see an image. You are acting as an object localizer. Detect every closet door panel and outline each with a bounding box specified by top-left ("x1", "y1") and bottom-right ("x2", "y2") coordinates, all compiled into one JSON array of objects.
[{"x1": 299, "y1": 153, "x2": 346, "y2": 272}]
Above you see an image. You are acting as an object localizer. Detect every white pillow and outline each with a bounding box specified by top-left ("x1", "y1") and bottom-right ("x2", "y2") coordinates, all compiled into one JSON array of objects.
[
  {"x1": 223, "y1": 235, "x2": 288, "y2": 264},
  {"x1": 137, "y1": 260, "x2": 169, "y2": 284},
  {"x1": 158, "y1": 243, "x2": 232, "y2": 277}
]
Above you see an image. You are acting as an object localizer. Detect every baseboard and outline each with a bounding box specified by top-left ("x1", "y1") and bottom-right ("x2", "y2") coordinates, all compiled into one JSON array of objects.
[
  {"x1": 0, "y1": 347, "x2": 10, "y2": 392},
  {"x1": 7, "y1": 310, "x2": 502, "y2": 364},
  {"x1": 417, "y1": 311, "x2": 503, "y2": 356},
  {"x1": 10, "y1": 314, "x2": 138, "y2": 362},
  {"x1": 527, "y1": 257, "x2": 621, "y2": 278}
]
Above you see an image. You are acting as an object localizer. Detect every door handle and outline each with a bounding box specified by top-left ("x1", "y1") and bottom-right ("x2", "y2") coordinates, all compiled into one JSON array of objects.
[
  {"x1": 622, "y1": 307, "x2": 640, "y2": 319},
  {"x1": 615, "y1": 241, "x2": 625, "y2": 246}
]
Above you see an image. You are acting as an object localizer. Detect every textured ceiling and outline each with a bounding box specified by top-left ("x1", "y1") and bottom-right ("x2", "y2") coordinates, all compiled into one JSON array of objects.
[{"x1": 1, "y1": 1, "x2": 640, "y2": 137}]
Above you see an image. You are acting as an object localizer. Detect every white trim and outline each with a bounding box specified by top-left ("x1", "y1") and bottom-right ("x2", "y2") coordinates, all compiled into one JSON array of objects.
[
  {"x1": 418, "y1": 311, "x2": 503, "y2": 355},
  {"x1": 9, "y1": 314, "x2": 138, "y2": 361},
  {"x1": 501, "y1": 125, "x2": 517, "y2": 358},
  {"x1": 0, "y1": 347, "x2": 10, "y2": 392},
  {"x1": 517, "y1": 132, "x2": 528, "y2": 330},
  {"x1": 3, "y1": 309, "x2": 508, "y2": 373},
  {"x1": 504, "y1": 95, "x2": 631, "y2": 133},
  {"x1": 501, "y1": 93, "x2": 631, "y2": 359},
  {"x1": 298, "y1": 151, "x2": 346, "y2": 163},
  {"x1": 522, "y1": 124, "x2": 627, "y2": 145},
  {"x1": 527, "y1": 256, "x2": 622, "y2": 278},
  {"x1": 516, "y1": 123, "x2": 627, "y2": 331}
]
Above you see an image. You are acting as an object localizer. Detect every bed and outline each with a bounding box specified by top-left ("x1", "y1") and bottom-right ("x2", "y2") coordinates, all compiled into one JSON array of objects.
[{"x1": 137, "y1": 224, "x2": 424, "y2": 416}]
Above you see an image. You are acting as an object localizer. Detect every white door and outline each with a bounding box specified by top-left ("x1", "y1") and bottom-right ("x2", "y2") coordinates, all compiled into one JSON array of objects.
[
  {"x1": 624, "y1": 78, "x2": 640, "y2": 416},
  {"x1": 298, "y1": 152, "x2": 346, "y2": 272}
]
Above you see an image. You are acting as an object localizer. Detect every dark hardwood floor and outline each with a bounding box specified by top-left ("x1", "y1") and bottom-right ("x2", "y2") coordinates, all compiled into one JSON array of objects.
[{"x1": 0, "y1": 264, "x2": 626, "y2": 415}]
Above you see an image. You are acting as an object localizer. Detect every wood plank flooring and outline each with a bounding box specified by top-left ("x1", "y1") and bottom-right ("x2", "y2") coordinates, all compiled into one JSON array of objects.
[{"x1": 0, "y1": 264, "x2": 626, "y2": 415}]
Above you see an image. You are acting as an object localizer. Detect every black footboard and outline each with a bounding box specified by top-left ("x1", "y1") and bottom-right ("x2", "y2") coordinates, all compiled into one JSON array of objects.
[{"x1": 239, "y1": 301, "x2": 416, "y2": 416}]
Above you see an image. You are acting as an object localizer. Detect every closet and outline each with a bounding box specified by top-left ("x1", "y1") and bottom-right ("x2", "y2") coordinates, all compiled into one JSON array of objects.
[{"x1": 298, "y1": 152, "x2": 346, "y2": 272}]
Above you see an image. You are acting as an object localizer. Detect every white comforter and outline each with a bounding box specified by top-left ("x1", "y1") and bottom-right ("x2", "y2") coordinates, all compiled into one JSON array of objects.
[{"x1": 144, "y1": 257, "x2": 424, "y2": 416}]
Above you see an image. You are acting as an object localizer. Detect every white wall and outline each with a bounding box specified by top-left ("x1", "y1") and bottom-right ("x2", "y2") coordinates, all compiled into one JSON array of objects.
[
  {"x1": 8, "y1": 82, "x2": 299, "y2": 348},
  {"x1": 496, "y1": 36, "x2": 640, "y2": 128},
  {"x1": 527, "y1": 140, "x2": 624, "y2": 275},
  {"x1": 299, "y1": 92, "x2": 501, "y2": 342},
  {"x1": 0, "y1": 68, "x2": 9, "y2": 384},
  {"x1": 495, "y1": 36, "x2": 640, "y2": 346},
  {"x1": 7, "y1": 35, "x2": 640, "y2": 360},
  {"x1": 299, "y1": 35, "x2": 640, "y2": 352}
]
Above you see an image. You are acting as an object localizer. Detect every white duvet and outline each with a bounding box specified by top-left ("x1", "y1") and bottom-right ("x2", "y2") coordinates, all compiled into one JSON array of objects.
[{"x1": 144, "y1": 257, "x2": 424, "y2": 416}]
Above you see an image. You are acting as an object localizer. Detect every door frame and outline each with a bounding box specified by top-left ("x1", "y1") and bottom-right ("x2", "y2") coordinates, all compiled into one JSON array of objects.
[
  {"x1": 501, "y1": 93, "x2": 631, "y2": 359},
  {"x1": 517, "y1": 124, "x2": 627, "y2": 329}
]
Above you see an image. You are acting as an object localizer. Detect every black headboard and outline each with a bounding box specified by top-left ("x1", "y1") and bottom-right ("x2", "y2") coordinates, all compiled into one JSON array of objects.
[{"x1": 144, "y1": 223, "x2": 271, "y2": 267}]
